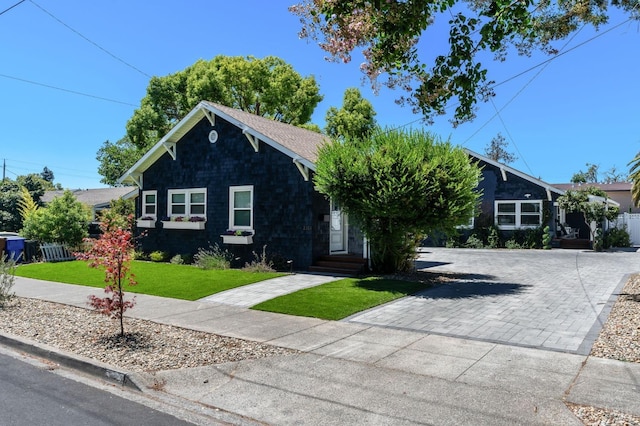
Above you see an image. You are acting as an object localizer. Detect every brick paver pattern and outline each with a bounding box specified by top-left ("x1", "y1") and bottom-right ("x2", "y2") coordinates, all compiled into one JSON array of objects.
[{"x1": 347, "y1": 248, "x2": 638, "y2": 354}]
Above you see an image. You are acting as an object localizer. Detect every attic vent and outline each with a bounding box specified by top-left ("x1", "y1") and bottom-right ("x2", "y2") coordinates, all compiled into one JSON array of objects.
[{"x1": 208, "y1": 130, "x2": 219, "y2": 143}]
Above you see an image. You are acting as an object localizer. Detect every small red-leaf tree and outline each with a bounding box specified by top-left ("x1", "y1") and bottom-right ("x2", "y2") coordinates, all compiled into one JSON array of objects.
[{"x1": 76, "y1": 215, "x2": 137, "y2": 337}]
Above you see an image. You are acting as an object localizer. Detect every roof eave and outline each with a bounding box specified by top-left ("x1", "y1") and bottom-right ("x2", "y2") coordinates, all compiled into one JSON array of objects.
[
  {"x1": 118, "y1": 103, "x2": 210, "y2": 185},
  {"x1": 465, "y1": 149, "x2": 565, "y2": 197}
]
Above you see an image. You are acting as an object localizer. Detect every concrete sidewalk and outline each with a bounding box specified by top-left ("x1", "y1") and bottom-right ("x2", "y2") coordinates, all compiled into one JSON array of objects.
[
  {"x1": 198, "y1": 273, "x2": 342, "y2": 307},
  {"x1": 8, "y1": 274, "x2": 640, "y2": 425}
]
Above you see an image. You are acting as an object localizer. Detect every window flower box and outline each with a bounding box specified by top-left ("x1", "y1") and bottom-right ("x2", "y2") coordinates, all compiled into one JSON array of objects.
[
  {"x1": 221, "y1": 230, "x2": 253, "y2": 244},
  {"x1": 136, "y1": 217, "x2": 156, "y2": 228},
  {"x1": 162, "y1": 216, "x2": 206, "y2": 230}
]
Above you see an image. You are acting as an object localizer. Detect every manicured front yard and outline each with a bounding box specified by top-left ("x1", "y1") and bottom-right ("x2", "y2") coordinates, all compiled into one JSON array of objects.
[
  {"x1": 252, "y1": 277, "x2": 432, "y2": 320},
  {"x1": 15, "y1": 261, "x2": 284, "y2": 301}
]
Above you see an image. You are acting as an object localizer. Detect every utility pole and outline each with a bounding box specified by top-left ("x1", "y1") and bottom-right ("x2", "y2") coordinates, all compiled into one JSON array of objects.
[{"x1": 2, "y1": 159, "x2": 5, "y2": 181}]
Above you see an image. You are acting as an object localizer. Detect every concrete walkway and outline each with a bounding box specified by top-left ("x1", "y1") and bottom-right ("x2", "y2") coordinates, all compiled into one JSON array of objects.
[
  {"x1": 6, "y1": 247, "x2": 640, "y2": 425},
  {"x1": 199, "y1": 273, "x2": 342, "y2": 307},
  {"x1": 348, "y1": 248, "x2": 638, "y2": 354}
]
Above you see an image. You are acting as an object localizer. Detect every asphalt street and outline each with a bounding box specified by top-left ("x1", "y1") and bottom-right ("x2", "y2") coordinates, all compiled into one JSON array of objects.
[{"x1": 0, "y1": 350, "x2": 194, "y2": 426}]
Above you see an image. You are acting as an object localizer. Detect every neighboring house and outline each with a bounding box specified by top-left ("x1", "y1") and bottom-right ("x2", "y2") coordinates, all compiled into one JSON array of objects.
[
  {"x1": 553, "y1": 182, "x2": 640, "y2": 246},
  {"x1": 42, "y1": 187, "x2": 138, "y2": 220},
  {"x1": 463, "y1": 150, "x2": 566, "y2": 238},
  {"x1": 552, "y1": 182, "x2": 638, "y2": 214},
  {"x1": 119, "y1": 101, "x2": 365, "y2": 271},
  {"x1": 463, "y1": 157, "x2": 622, "y2": 245}
]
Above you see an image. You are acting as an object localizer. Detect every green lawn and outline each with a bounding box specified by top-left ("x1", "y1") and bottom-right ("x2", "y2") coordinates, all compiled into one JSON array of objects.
[
  {"x1": 14, "y1": 260, "x2": 285, "y2": 301},
  {"x1": 252, "y1": 277, "x2": 432, "y2": 320}
]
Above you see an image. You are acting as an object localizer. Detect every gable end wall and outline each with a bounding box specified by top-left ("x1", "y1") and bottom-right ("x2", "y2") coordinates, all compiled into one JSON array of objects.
[{"x1": 137, "y1": 116, "x2": 326, "y2": 269}]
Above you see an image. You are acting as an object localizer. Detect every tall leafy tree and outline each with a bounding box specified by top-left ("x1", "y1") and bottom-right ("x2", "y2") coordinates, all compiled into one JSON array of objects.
[
  {"x1": 325, "y1": 88, "x2": 377, "y2": 140},
  {"x1": 602, "y1": 166, "x2": 627, "y2": 183},
  {"x1": 0, "y1": 172, "x2": 56, "y2": 232},
  {"x1": 96, "y1": 137, "x2": 142, "y2": 186},
  {"x1": 0, "y1": 180, "x2": 22, "y2": 232},
  {"x1": 126, "y1": 55, "x2": 323, "y2": 151},
  {"x1": 484, "y1": 133, "x2": 517, "y2": 164},
  {"x1": 315, "y1": 128, "x2": 481, "y2": 272},
  {"x1": 571, "y1": 163, "x2": 599, "y2": 184},
  {"x1": 40, "y1": 167, "x2": 54, "y2": 184},
  {"x1": 290, "y1": 1, "x2": 638, "y2": 125},
  {"x1": 16, "y1": 173, "x2": 53, "y2": 202},
  {"x1": 98, "y1": 55, "x2": 324, "y2": 184}
]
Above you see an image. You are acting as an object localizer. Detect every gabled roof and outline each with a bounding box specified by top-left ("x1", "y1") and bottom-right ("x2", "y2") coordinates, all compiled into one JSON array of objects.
[
  {"x1": 119, "y1": 101, "x2": 329, "y2": 186},
  {"x1": 465, "y1": 149, "x2": 565, "y2": 200},
  {"x1": 42, "y1": 187, "x2": 138, "y2": 208}
]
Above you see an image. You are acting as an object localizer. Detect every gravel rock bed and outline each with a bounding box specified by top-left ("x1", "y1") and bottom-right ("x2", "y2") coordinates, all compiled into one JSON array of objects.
[
  {"x1": 568, "y1": 273, "x2": 640, "y2": 426},
  {"x1": 590, "y1": 274, "x2": 640, "y2": 362},
  {"x1": 0, "y1": 298, "x2": 296, "y2": 373}
]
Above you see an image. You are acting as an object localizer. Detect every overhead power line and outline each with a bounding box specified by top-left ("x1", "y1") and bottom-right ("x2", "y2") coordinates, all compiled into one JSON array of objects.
[
  {"x1": 388, "y1": 17, "x2": 633, "y2": 141},
  {"x1": 0, "y1": 0, "x2": 25, "y2": 17},
  {"x1": 0, "y1": 72, "x2": 138, "y2": 107},
  {"x1": 493, "y1": 18, "x2": 632, "y2": 90},
  {"x1": 28, "y1": 0, "x2": 152, "y2": 79}
]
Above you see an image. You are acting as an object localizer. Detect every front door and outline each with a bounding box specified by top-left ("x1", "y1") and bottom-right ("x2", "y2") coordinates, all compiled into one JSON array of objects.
[{"x1": 330, "y1": 200, "x2": 347, "y2": 253}]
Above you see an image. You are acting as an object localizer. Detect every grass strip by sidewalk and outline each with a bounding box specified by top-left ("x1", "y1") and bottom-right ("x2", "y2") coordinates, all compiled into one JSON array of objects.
[
  {"x1": 251, "y1": 277, "x2": 432, "y2": 320},
  {"x1": 14, "y1": 260, "x2": 284, "y2": 301}
]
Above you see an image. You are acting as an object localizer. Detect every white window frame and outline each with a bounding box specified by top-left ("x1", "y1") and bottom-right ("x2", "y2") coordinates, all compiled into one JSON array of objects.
[
  {"x1": 141, "y1": 190, "x2": 157, "y2": 219},
  {"x1": 456, "y1": 212, "x2": 475, "y2": 229},
  {"x1": 229, "y1": 185, "x2": 253, "y2": 230},
  {"x1": 167, "y1": 188, "x2": 207, "y2": 219},
  {"x1": 554, "y1": 202, "x2": 567, "y2": 225},
  {"x1": 495, "y1": 200, "x2": 543, "y2": 229}
]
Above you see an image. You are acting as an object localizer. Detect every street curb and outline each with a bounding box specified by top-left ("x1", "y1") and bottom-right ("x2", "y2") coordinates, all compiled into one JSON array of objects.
[{"x1": 0, "y1": 331, "x2": 141, "y2": 391}]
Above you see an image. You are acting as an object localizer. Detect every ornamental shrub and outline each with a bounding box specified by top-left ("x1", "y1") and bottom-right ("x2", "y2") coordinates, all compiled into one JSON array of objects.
[
  {"x1": 149, "y1": 251, "x2": 168, "y2": 262},
  {"x1": 194, "y1": 244, "x2": 232, "y2": 270},
  {"x1": 75, "y1": 216, "x2": 136, "y2": 337}
]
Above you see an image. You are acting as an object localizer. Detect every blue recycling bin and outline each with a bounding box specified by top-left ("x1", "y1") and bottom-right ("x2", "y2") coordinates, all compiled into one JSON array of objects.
[{"x1": 5, "y1": 236, "x2": 25, "y2": 262}]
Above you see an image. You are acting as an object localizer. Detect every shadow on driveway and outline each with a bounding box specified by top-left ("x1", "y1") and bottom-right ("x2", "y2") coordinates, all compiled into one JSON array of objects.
[{"x1": 414, "y1": 280, "x2": 531, "y2": 299}]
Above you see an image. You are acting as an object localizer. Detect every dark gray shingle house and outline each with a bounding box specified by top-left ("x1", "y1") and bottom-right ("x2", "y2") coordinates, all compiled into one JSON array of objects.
[{"x1": 119, "y1": 101, "x2": 365, "y2": 271}]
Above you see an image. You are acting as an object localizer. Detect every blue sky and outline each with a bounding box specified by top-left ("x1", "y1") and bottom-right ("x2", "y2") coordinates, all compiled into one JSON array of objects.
[{"x1": 1, "y1": 0, "x2": 638, "y2": 189}]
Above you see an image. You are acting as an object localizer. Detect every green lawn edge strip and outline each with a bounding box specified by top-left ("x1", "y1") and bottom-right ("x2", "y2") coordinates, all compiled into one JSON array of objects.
[
  {"x1": 14, "y1": 260, "x2": 285, "y2": 301},
  {"x1": 251, "y1": 276, "x2": 432, "y2": 320}
]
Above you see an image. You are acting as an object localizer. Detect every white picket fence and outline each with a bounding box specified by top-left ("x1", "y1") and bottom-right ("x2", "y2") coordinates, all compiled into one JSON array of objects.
[
  {"x1": 610, "y1": 213, "x2": 640, "y2": 246},
  {"x1": 40, "y1": 243, "x2": 76, "y2": 262}
]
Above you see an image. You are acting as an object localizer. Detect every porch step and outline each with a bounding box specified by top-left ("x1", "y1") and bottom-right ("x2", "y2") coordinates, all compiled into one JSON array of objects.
[
  {"x1": 559, "y1": 238, "x2": 592, "y2": 249},
  {"x1": 309, "y1": 254, "x2": 366, "y2": 276}
]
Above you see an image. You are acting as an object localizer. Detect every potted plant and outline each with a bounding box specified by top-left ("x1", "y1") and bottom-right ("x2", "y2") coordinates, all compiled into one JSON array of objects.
[
  {"x1": 136, "y1": 216, "x2": 156, "y2": 228},
  {"x1": 162, "y1": 216, "x2": 206, "y2": 230},
  {"x1": 221, "y1": 229, "x2": 253, "y2": 244}
]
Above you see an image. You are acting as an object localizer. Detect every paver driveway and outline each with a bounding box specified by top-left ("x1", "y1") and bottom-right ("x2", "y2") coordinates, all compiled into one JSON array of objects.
[{"x1": 346, "y1": 247, "x2": 639, "y2": 354}]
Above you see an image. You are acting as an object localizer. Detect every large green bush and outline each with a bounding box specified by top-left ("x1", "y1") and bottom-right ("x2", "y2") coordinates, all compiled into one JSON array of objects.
[
  {"x1": 604, "y1": 227, "x2": 631, "y2": 248},
  {"x1": 21, "y1": 190, "x2": 91, "y2": 246},
  {"x1": 314, "y1": 128, "x2": 481, "y2": 273}
]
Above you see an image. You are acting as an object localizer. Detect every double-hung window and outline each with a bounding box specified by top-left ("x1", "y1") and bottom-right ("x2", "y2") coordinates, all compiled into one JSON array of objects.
[
  {"x1": 167, "y1": 188, "x2": 207, "y2": 219},
  {"x1": 229, "y1": 185, "x2": 253, "y2": 230},
  {"x1": 141, "y1": 190, "x2": 157, "y2": 218},
  {"x1": 495, "y1": 200, "x2": 542, "y2": 229}
]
